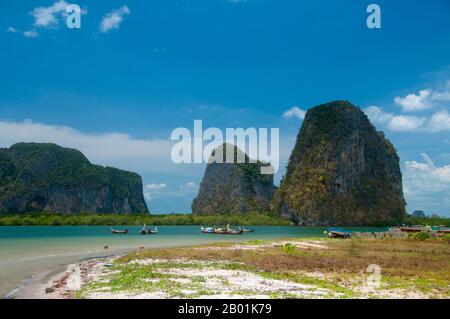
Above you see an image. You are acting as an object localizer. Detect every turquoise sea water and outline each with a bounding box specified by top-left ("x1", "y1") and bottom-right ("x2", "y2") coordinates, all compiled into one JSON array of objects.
[{"x1": 0, "y1": 225, "x2": 386, "y2": 298}]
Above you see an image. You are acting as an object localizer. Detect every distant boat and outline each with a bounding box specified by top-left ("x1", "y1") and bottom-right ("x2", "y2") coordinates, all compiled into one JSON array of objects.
[
  {"x1": 214, "y1": 226, "x2": 243, "y2": 235},
  {"x1": 201, "y1": 225, "x2": 244, "y2": 235},
  {"x1": 111, "y1": 228, "x2": 128, "y2": 234},
  {"x1": 242, "y1": 228, "x2": 254, "y2": 233},
  {"x1": 437, "y1": 227, "x2": 450, "y2": 234},
  {"x1": 140, "y1": 226, "x2": 158, "y2": 235},
  {"x1": 201, "y1": 226, "x2": 215, "y2": 234},
  {"x1": 327, "y1": 228, "x2": 351, "y2": 239},
  {"x1": 399, "y1": 225, "x2": 431, "y2": 233},
  {"x1": 226, "y1": 227, "x2": 244, "y2": 235}
]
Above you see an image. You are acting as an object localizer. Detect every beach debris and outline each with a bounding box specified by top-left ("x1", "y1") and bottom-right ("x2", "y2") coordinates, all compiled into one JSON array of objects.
[{"x1": 45, "y1": 287, "x2": 55, "y2": 294}]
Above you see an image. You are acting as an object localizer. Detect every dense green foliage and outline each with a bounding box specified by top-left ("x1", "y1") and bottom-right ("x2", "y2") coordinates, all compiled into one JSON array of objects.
[
  {"x1": 0, "y1": 212, "x2": 447, "y2": 227},
  {"x1": 413, "y1": 232, "x2": 431, "y2": 241},
  {"x1": 0, "y1": 143, "x2": 148, "y2": 214},
  {"x1": 192, "y1": 143, "x2": 275, "y2": 215},
  {"x1": 0, "y1": 212, "x2": 292, "y2": 226},
  {"x1": 273, "y1": 101, "x2": 406, "y2": 226},
  {"x1": 403, "y1": 215, "x2": 450, "y2": 227}
]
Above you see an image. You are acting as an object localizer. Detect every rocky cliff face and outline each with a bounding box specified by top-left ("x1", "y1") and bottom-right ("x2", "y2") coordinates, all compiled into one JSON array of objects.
[
  {"x1": 192, "y1": 144, "x2": 276, "y2": 215},
  {"x1": 272, "y1": 101, "x2": 405, "y2": 226},
  {"x1": 0, "y1": 143, "x2": 149, "y2": 214}
]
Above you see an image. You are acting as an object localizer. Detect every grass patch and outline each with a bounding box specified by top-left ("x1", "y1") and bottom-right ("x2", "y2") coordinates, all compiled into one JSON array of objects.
[{"x1": 78, "y1": 237, "x2": 449, "y2": 299}]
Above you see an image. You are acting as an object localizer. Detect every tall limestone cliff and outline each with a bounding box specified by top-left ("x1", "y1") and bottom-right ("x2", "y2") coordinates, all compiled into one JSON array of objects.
[
  {"x1": 192, "y1": 143, "x2": 276, "y2": 215},
  {"x1": 0, "y1": 143, "x2": 149, "y2": 214},
  {"x1": 272, "y1": 101, "x2": 405, "y2": 226}
]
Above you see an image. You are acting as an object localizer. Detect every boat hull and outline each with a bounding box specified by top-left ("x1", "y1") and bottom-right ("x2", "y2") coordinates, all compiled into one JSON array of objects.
[
  {"x1": 328, "y1": 231, "x2": 351, "y2": 239},
  {"x1": 111, "y1": 229, "x2": 128, "y2": 234}
]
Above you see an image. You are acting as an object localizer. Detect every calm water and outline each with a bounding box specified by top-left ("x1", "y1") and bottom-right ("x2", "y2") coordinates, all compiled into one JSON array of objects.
[{"x1": 0, "y1": 225, "x2": 385, "y2": 298}]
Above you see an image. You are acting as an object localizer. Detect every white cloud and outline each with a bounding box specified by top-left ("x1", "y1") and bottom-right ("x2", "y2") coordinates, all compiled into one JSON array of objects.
[
  {"x1": 283, "y1": 106, "x2": 307, "y2": 121},
  {"x1": 179, "y1": 182, "x2": 199, "y2": 192},
  {"x1": 143, "y1": 183, "x2": 168, "y2": 201},
  {"x1": 0, "y1": 119, "x2": 185, "y2": 175},
  {"x1": 363, "y1": 106, "x2": 426, "y2": 131},
  {"x1": 403, "y1": 153, "x2": 450, "y2": 215},
  {"x1": 31, "y1": 0, "x2": 70, "y2": 28},
  {"x1": 393, "y1": 84, "x2": 450, "y2": 113},
  {"x1": 364, "y1": 105, "x2": 393, "y2": 123},
  {"x1": 388, "y1": 115, "x2": 426, "y2": 131},
  {"x1": 431, "y1": 81, "x2": 450, "y2": 101},
  {"x1": 23, "y1": 30, "x2": 39, "y2": 38},
  {"x1": 16, "y1": 1, "x2": 87, "y2": 38},
  {"x1": 427, "y1": 109, "x2": 450, "y2": 132},
  {"x1": 405, "y1": 153, "x2": 450, "y2": 193},
  {"x1": 143, "y1": 182, "x2": 198, "y2": 202},
  {"x1": 99, "y1": 6, "x2": 130, "y2": 33},
  {"x1": 431, "y1": 91, "x2": 450, "y2": 101},
  {"x1": 394, "y1": 89, "x2": 433, "y2": 112},
  {"x1": 144, "y1": 183, "x2": 168, "y2": 191},
  {"x1": 364, "y1": 105, "x2": 450, "y2": 132},
  {"x1": 5, "y1": 26, "x2": 39, "y2": 39}
]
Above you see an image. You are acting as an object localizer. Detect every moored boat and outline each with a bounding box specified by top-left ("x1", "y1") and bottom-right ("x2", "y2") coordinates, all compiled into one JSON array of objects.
[
  {"x1": 437, "y1": 227, "x2": 450, "y2": 234},
  {"x1": 214, "y1": 226, "x2": 243, "y2": 235},
  {"x1": 226, "y1": 228, "x2": 243, "y2": 235},
  {"x1": 201, "y1": 224, "x2": 244, "y2": 235},
  {"x1": 399, "y1": 225, "x2": 431, "y2": 233},
  {"x1": 201, "y1": 226, "x2": 215, "y2": 234},
  {"x1": 139, "y1": 225, "x2": 158, "y2": 235},
  {"x1": 327, "y1": 228, "x2": 352, "y2": 239},
  {"x1": 111, "y1": 228, "x2": 128, "y2": 234}
]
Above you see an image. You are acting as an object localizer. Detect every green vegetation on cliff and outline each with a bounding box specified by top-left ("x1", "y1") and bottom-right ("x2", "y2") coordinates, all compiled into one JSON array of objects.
[
  {"x1": 0, "y1": 143, "x2": 148, "y2": 214},
  {"x1": 192, "y1": 143, "x2": 276, "y2": 215},
  {"x1": 273, "y1": 101, "x2": 406, "y2": 226}
]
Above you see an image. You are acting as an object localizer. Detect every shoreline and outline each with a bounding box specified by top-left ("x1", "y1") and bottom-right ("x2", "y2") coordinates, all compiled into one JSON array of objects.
[
  {"x1": 1, "y1": 224, "x2": 391, "y2": 298},
  {"x1": 10, "y1": 237, "x2": 449, "y2": 299},
  {"x1": 6, "y1": 254, "x2": 125, "y2": 299}
]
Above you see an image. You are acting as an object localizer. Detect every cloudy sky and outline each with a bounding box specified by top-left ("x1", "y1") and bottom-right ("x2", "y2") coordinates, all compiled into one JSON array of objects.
[{"x1": 1, "y1": 0, "x2": 450, "y2": 216}]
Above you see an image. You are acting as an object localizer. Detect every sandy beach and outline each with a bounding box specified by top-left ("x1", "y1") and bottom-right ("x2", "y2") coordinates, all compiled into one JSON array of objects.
[
  {"x1": 2, "y1": 225, "x2": 340, "y2": 297},
  {"x1": 15, "y1": 237, "x2": 449, "y2": 299}
]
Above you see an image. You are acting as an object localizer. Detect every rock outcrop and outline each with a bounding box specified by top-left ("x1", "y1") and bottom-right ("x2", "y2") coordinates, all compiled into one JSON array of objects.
[
  {"x1": 0, "y1": 143, "x2": 149, "y2": 214},
  {"x1": 192, "y1": 144, "x2": 276, "y2": 215},
  {"x1": 272, "y1": 101, "x2": 405, "y2": 226}
]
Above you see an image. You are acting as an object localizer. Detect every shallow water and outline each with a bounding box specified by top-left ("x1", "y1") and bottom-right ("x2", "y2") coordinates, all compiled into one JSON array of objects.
[{"x1": 0, "y1": 225, "x2": 386, "y2": 298}]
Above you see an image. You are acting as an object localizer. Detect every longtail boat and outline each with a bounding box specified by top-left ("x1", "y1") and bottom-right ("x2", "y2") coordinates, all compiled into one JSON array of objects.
[
  {"x1": 327, "y1": 228, "x2": 352, "y2": 239},
  {"x1": 214, "y1": 227, "x2": 243, "y2": 235},
  {"x1": 437, "y1": 227, "x2": 450, "y2": 234},
  {"x1": 201, "y1": 226, "x2": 215, "y2": 234},
  {"x1": 139, "y1": 226, "x2": 158, "y2": 235},
  {"x1": 111, "y1": 228, "x2": 128, "y2": 234},
  {"x1": 399, "y1": 225, "x2": 431, "y2": 233}
]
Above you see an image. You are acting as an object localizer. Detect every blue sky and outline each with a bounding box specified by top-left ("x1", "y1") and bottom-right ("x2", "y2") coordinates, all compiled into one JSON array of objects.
[{"x1": 1, "y1": 0, "x2": 450, "y2": 216}]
